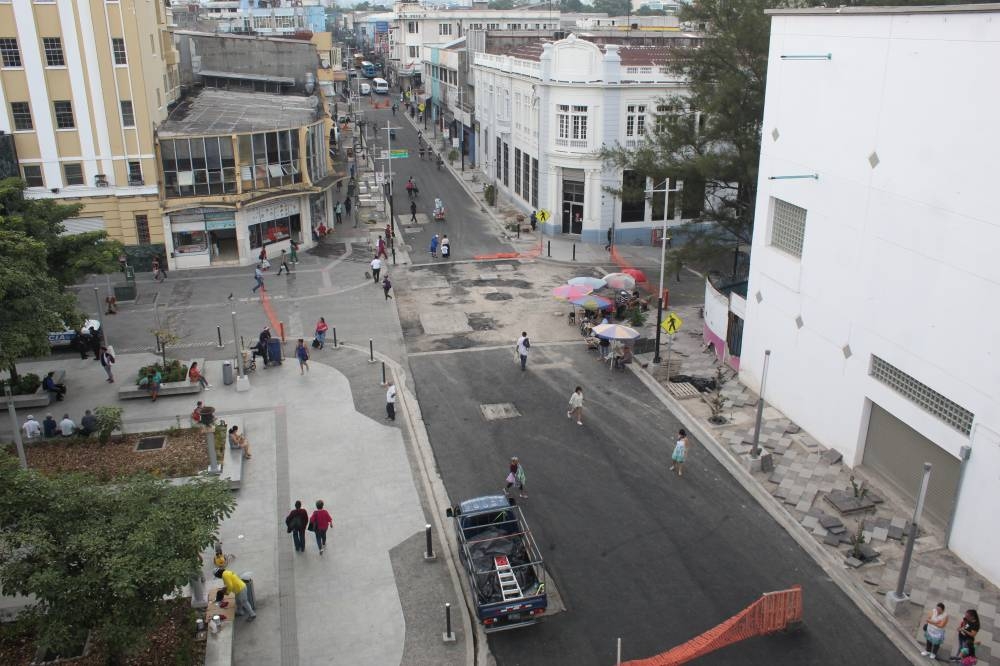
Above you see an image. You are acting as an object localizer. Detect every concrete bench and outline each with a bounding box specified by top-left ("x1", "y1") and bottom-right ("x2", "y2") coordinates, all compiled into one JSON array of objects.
[
  {"x1": 9, "y1": 369, "x2": 66, "y2": 409},
  {"x1": 220, "y1": 416, "x2": 246, "y2": 491},
  {"x1": 118, "y1": 360, "x2": 204, "y2": 400}
]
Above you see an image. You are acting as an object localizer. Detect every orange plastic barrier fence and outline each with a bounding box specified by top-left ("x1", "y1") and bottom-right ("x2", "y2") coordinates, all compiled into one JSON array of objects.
[{"x1": 621, "y1": 585, "x2": 802, "y2": 666}]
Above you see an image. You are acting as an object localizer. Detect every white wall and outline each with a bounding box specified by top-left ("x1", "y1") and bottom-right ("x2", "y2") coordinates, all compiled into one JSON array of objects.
[{"x1": 741, "y1": 9, "x2": 1000, "y2": 585}]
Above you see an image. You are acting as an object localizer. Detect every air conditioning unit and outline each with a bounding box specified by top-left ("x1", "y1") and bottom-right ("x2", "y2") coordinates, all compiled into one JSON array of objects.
[{"x1": 94, "y1": 174, "x2": 109, "y2": 187}]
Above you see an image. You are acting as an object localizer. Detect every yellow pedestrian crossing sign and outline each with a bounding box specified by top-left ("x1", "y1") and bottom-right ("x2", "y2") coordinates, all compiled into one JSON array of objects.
[
  {"x1": 661, "y1": 312, "x2": 683, "y2": 334},
  {"x1": 537, "y1": 209, "x2": 551, "y2": 223}
]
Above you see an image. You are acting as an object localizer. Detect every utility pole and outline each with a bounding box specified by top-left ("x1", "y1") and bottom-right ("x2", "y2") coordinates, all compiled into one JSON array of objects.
[
  {"x1": 646, "y1": 178, "x2": 681, "y2": 364},
  {"x1": 384, "y1": 122, "x2": 398, "y2": 234}
]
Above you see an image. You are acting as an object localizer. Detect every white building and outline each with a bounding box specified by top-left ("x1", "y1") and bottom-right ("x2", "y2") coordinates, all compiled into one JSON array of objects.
[
  {"x1": 473, "y1": 35, "x2": 688, "y2": 243},
  {"x1": 741, "y1": 4, "x2": 1000, "y2": 586}
]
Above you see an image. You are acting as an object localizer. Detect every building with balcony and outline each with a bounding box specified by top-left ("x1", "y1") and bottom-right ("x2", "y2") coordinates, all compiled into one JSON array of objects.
[
  {"x1": 472, "y1": 34, "x2": 689, "y2": 243},
  {"x1": 741, "y1": 4, "x2": 1000, "y2": 586},
  {"x1": 156, "y1": 88, "x2": 335, "y2": 270},
  {"x1": 0, "y1": 0, "x2": 180, "y2": 245}
]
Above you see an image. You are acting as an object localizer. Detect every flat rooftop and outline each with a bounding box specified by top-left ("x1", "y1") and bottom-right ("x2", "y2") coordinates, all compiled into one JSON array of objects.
[
  {"x1": 158, "y1": 89, "x2": 320, "y2": 137},
  {"x1": 766, "y1": 3, "x2": 999, "y2": 15}
]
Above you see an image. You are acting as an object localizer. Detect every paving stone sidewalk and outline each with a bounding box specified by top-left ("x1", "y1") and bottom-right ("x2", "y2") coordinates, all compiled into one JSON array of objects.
[{"x1": 641, "y1": 303, "x2": 999, "y2": 664}]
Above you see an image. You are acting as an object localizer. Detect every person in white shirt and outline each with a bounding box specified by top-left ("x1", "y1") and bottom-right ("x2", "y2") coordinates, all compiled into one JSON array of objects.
[
  {"x1": 385, "y1": 382, "x2": 397, "y2": 421},
  {"x1": 59, "y1": 414, "x2": 76, "y2": 437},
  {"x1": 22, "y1": 415, "x2": 42, "y2": 439},
  {"x1": 371, "y1": 256, "x2": 382, "y2": 283},
  {"x1": 515, "y1": 332, "x2": 530, "y2": 371},
  {"x1": 566, "y1": 386, "x2": 584, "y2": 426}
]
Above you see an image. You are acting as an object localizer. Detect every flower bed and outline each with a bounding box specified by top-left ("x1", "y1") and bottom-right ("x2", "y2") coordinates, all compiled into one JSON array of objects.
[
  {"x1": 3, "y1": 427, "x2": 209, "y2": 481},
  {"x1": 135, "y1": 360, "x2": 190, "y2": 385}
]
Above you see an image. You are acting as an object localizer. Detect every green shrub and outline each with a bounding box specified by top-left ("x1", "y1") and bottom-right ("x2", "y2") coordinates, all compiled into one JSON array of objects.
[
  {"x1": 0, "y1": 373, "x2": 42, "y2": 396},
  {"x1": 135, "y1": 360, "x2": 189, "y2": 385},
  {"x1": 484, "y1": 184, "x2": 496, "y2": 206},
  {"x1": 95, "y1": 406, "x2": 124, "y2": 444},
  {"x1": 626, "y1": 306, "x2": 648, "y2": 328},
  {"x1": 447, "y1": 148, "x2": 459, "y2": 164}
]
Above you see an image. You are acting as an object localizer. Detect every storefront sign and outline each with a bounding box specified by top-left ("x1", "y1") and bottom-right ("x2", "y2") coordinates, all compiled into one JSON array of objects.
[
  {"x1": 244, "y1": 199, "x2": 301, "y2": 226},
  {"x1": 206, "y1": 219, "x2": 236, "y2": 231}
]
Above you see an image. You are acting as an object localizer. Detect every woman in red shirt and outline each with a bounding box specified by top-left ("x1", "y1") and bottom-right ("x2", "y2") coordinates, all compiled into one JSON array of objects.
[
  {"x1": 315, "y1": 317, "x2": 329, "y2": 349},
  {"x1": 309, "y1": 499, "x2": 334, "y2": 555}
]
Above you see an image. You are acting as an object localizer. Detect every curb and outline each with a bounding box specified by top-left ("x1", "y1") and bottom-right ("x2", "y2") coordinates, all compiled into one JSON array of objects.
[
  {"x1": 339, "y1": 342, "x2": 482, "y2": 666},
  {"x1": 628, "y1": 364, "x2": 926, "y2": 666}
]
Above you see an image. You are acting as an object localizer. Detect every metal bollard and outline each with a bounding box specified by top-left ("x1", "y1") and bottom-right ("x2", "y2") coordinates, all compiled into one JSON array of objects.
[
  {"x1": 424, "y1": 523, "x2": 436, "y2": 560},
  {"x1": 572, "y1": 244, "x2": 576, "y2": 261},
  {"x1": 443, "y1": 603, "x2": 456, "y2": 642},
  {"x1": 216, "y1": 326, "x2": 224, "y2": 349},
  {"x1": 547, "y1": 240, "x2": 551, "y2": 257},
  {"x1": 517, "y1": 224, "x2": 520, "y2": 239},
  {"x1": 332, "y1": 327, "x2": 338, "y2": 348},
  {"x1": 381, "y1": 361, "x2": 386, "y2": 385},
  {"x1": 369, "y1": 338, "x2": 375, "y2": 363}
]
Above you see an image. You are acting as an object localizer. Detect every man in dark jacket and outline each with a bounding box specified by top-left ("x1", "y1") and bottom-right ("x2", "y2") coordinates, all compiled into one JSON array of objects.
[{"x1": 285, "y1": 500, "x2": 309, "y2": 552}]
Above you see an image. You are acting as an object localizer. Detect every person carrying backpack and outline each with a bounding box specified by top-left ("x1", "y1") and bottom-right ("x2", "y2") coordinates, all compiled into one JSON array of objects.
[{"x1": 285, "y1": 500, "x2": 309, "y2": 553}]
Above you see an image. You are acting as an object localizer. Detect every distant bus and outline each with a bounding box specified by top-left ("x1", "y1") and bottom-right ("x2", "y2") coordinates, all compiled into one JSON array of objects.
[{"x1": 361, "y1": 61, "x2": 377, "y2": 78}]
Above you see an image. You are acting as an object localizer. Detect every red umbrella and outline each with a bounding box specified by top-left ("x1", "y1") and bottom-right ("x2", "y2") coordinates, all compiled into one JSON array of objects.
[{"x1": 623, "y1": 268, "x2": 648, "y2": 283}]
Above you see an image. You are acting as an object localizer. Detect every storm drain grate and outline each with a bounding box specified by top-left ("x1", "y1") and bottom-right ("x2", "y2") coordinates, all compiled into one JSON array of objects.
[
  {"x1": 135, "y1": 436, "x2": 166, "y2": 452},
  {"x1": 480, "y1": 403, "x2": 522, "y2": 421}
]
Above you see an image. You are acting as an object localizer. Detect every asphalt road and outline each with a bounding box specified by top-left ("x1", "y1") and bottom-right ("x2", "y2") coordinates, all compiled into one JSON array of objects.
[
  {"x1": 408, "y1": 344, "x2": 908, "y2": 665},
  {"x1": 361, "y1": 102, "x2": 511, "y2": 261}
]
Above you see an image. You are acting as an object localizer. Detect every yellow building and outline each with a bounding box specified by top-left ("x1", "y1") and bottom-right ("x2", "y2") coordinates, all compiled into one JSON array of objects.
[{"x1": 0, "y1": 0, "x2": 179, "y2": 244}]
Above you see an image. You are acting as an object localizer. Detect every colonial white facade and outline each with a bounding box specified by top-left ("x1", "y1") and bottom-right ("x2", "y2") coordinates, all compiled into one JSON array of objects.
[
  {"x1": 473, "y1": 35, "x2": 688, "y2": 243},
  {"x1": 741, "y1": 5, "x2": 1000, "y2": 586}
]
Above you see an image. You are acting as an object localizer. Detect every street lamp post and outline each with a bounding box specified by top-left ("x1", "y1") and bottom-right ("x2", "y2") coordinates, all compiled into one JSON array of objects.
[
  {"x1": 749, "y1": 349, "x2": 772, "y2": 458},
  {"x1": 384, "y1": 122, "x2": 399, "y2": 236},
  {"x1": 645, "y1": 178, "x2": 680, "y2": 364}
]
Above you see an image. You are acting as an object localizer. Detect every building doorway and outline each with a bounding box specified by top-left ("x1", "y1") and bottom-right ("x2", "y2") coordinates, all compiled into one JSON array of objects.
[
  {"x1": 209, "y1": 228, "x2": 238, "y2": 263},
  {"x1": 561, "y1": 178, "x2": 584, "y2": 234}
]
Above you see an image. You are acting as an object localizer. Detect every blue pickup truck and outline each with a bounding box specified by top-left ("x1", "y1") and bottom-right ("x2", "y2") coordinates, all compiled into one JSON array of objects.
[{"x1": 447, "y1": 495, "x2": 547, "y2": 632}]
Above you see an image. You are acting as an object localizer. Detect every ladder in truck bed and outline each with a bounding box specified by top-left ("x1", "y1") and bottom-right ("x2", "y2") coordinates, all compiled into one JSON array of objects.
[{"x1": 494, "y1": 555, "x2": 523, "y2": 601}]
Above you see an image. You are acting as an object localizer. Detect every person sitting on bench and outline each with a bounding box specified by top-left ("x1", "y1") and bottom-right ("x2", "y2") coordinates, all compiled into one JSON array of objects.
[
  {"x1": 228, "y1": 425, "x2": 252, "y2": 459},
  {"x1": 42, "y1": 371, "x2": 66, "y2": 401}
]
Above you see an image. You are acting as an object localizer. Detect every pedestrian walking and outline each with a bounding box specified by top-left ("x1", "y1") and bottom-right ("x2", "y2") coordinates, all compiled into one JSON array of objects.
[
  {"x1": 440, "y1": 234, "x2": 450, "y2": 259},
  {"x1": 385, "y1": 381, "x2": 397, "y2": 420},
  {"x1": 669, "y1": 428, "x2": 688, "y2": 476},
  {"x1": 605, "y1": 226, "x2": 613, "y2": 251},
  {"x1": 99, "y1": 345, "x2": 115, "y2": 382},
  {"x1": 921, "y1": 602, "x2": 948, "y2": 659},
  {"x1": 376, "y1": 235, "x2": 388, "y2": 259},
  {"x1": 409, "y1": 200, "x2": 418, "y2": 223},
  {"x1": 295, "y1": 338, "x2": 309, "y2": 375},
  {"x1": 308, "y1": 500, "x2": 334, "y2": 555},
  {"x1": 276, "y1": 249, "x2": 292, "y2": 275},
  {"x1": 213, "y1": 568, "x2": 256, "y2": 621},
  {"x1": 429, "y1": 234, "x2": 439, "y2": 259},
  {"x1": 335, "y1": 200, "x2": 344, "y2": 224},
  {"x1": 382, "y1": 274, "x2": 393, "y2": 300},
  {"x1": 371, "y1": 256, "x2": 382, "y2": 283},
  {"x1": 384, "y1": 223, "x2": 394, "y2": 247},
  {"x1": 285, "y1": 500, "x2": 309, "y2": 553},
  {"x1": 252, "y1": 265, "x2": 265, "y2": 294},
  {"x1": 258, "y1": 246, "x2": 268, "y2": 267},
  {"x1": 505, "y1": 456, "x2": 527, "y2": 498},
  {"x1": 152, "y1": 256, "x2": 164, "y2": 282},
  {"x1": 530, "y1": 210, "x2": 538, "y2": 231},
  {"x1": 956, "y1": 609, "x2": 980, "y2": 660},
  {"x1": 515, "y1": 331, "x2": 530, "y2": 371},
  {"x1": 157, "y1": 254, "x2": 168, "y2": 280},
  {"x1": 349, "y1": 162, "x2": 355, "y2": 179},
  {"x1": 315, "y1": 317, "x2": 329, "y2": 349},
  {"x1": 22, "y1": 415, "x2": 41, "y2": 440},
  {"x1": 344, "y1": 197, "x2": 353, "y2": 217},
  {"x1": 392, "y1": 102, "x2": 397, "y2": 116},
  {"x1": 567, "y1": 386, "x2": 584, "y2": 425},
  {"x1": 289, "y1": 239, "x2": 299, "y2": 263}
]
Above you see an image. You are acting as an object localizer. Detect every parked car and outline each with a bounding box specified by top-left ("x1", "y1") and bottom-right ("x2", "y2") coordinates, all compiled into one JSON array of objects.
[{"x1": 49, "y1": 319, "x2": 101, "y2": 348}]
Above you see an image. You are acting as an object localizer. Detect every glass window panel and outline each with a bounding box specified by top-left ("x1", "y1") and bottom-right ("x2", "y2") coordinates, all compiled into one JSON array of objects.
[{"x1": 205, "y1": 137, "x2": 222, "y2": 169}]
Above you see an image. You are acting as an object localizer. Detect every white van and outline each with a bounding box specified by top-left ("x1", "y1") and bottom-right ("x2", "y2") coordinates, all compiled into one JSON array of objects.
[
  {"x1": 359, "y1": 82, "x2": 371, "y2": 96},
  {"x1": 373, "y1": 78, "x2": 389, "y2": 95}
]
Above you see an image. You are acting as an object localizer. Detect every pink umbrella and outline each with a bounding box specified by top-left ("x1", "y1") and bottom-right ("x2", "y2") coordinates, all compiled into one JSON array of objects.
[{"x1": 552, "y1": 284, "x2": 593, "y2": 300}]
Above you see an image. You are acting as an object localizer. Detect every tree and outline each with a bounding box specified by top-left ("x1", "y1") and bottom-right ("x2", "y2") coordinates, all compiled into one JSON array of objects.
[
  {"x1": 0, "y1": 458, "x2": 235, "y2": 662},
  {"x1": 489, "y1": 0, "x2": 516, "y2": 8},
  {"x1": 560, "y1": 0, "x2": 586, "y2": 12},
  {"x1": 593, "y1": 0, "x2": 631, "y2": 16},
  {"x1": 602, "y1": 0, "x2": 771, "y2": 277},
  {"x1": 0, "y1": 230, "x2": 77, "y2": 375}
]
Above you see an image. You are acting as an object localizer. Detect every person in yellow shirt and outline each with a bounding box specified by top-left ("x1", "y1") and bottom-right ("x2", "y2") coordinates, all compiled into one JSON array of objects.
[{"x1": 214, "y1": 568, "x2": 256, "y2": 621}]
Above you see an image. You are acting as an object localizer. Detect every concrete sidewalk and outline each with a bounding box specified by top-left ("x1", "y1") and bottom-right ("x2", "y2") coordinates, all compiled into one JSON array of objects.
[{"x1": 632, "y1": 305, "x2": 999, "y2": 665}]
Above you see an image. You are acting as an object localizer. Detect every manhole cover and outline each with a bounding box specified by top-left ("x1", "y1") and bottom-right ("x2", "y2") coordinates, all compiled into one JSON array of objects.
[
  {"x1": 135, "y1": 436, "x2": 166, "y2": 452},
  {"x1": 480, "y1": 403, "x2": 521, "y2": 421}
]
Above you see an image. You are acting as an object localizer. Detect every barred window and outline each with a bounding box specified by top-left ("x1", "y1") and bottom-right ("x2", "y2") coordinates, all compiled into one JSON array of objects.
[
  {"x1": 11, "y1": 101, "x2": 32, "y2": 130},
  {"x1": 135, "y1": 214, "x2": 151, "y2": 245},
  {"x1": 870, "y1": 356, "x2": 974, "y2": 435},
  {"x1": 22, "y1": 165, "x2": 44, "y2": 188},
  {"x1": 53, "y1": 100, "x2": 75, "y2": 128},
  {"x1": 112, "y1": 38, "x2": 127, "y2": 65},
  {"x1": 770, "y1": 198, "x2": 806, "y2": 257},
  {"x1": 0, "y1": 38, "x2": 22, "y2": 67},
  {"x1": 120, "y1": 100, "x2": 135, "y2": 127},
  {"x1": 63, "y1": 162, "x2": 84, "y2": 186}
]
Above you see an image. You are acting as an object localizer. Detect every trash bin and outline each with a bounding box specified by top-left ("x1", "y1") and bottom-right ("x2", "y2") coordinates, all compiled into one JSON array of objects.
[
  {"x1": 266, "y1": 338, "x2": 283, "y2": 365},
  {"x1": 222, "y1": 360, "x2": 234, "y2": 385},
  {"x1": 240, "y1": 571, "x2": 255, "y2": 610}
]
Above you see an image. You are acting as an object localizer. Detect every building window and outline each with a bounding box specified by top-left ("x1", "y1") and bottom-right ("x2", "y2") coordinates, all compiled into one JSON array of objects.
[
  {"x1": 626, "y1": 104, "x2": 646, "y2": 137},
  {"x1": 249, "y1": 214, "x2": 300, "y2": 249},
  {"x1": 522, "y1": 151, "x2": 531, "y2": 202},
  {"x1": 870, "y1": 355, "x2": 975, "y2": 435},
  {"x1": 0, "y1": 38, "x2": 21, "y2": 67},
  {"x1": 22, "y1": 165, "x2": 43, "y2": 188},
  {"x1": 120, "y1": 100, "x2": 135, "y2": 127},
  {"x1": 502, "y1": 142, "x2": 509, "y2": 187},
  {"x1": 439, "y1": 23, "x2": 452, "y2": 36},
  {"x1": 111, "y1": 37, "x2": 127, "y2": 65},
  {"x1": 42, "y1": 37, "x2": 65, "y2": 67},
  {"x1": 127, "y1": 160, "x2": 143, "y2": 185},
  {"x1": 531, "y1": 158, "x2": 539, "y2": 208},
  {"x1": 161, "y1": 135, "x2": 239, "y2": 197},
  {"x1": 514, "y1": 147, "x2": 522, "y2": 195},
  {"x1": 10, "y1": 101, "x2": 32, "y2": 130},
  {"x1": 620, "y1": 170, "x2": 646, "y2": 223},
  {"x1": 769, "y1": 198, "x2": 806, "y2": 258},
  {"x1": 408, "y1": 46, "x2": 419, "y2": 58},
  {"x1": 407, "y1": 21, "x2": 418, "y2": 33},
  {"x1": 53, "y1": 100, "x2": 75, "y2": 129},
  {"x1": 63, "y1": 162, "x2": 84, "y2": 186},
  {"x1": 556, "y1": 104, "x2": 588, "y2": 142},
  {"x1": 135, "y1": 214, "x2": 151, "y2": 245},
  {"x1": 572, "y1": 105, "x2": 587, "y2": 140}
]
